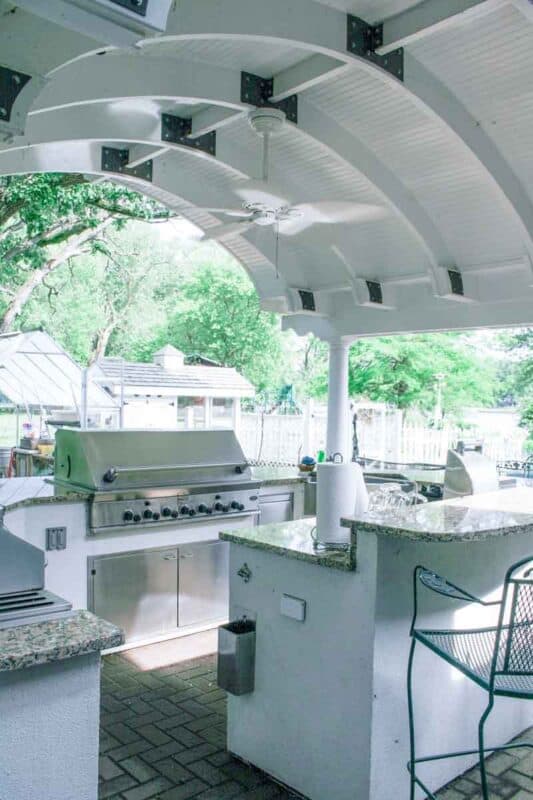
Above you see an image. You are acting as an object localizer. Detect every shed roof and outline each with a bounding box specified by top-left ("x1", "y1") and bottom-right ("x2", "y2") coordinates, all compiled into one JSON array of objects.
[
  {"x1": 97, "y1": 357, "x2": 255, "y2": 397},
  {"x1": 1, "y1": 1, "x2": 533, "y2": 339},
  {"x1": 0, "y1": 331, "x2": 117, "y2": 411}
]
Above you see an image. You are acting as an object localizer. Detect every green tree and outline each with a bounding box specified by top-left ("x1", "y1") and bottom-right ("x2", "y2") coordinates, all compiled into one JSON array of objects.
[
  {"x1": 501, "y1": 328, "x2": 533, "y2": 449},
  {"x1": 125, "y1": 262, "x2": 287, "y2": 393},
  {"x1": 0, "y1": 173, "x2": 168, "y2": 331},
  {"x1": 305, "y1": 333, "x2": 496, "y2": 416}
]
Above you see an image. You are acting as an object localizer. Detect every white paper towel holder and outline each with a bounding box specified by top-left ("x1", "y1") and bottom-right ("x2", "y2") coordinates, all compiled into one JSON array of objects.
[{"x1": 311, "y1": 451, "x2": 351, "y2": 552}]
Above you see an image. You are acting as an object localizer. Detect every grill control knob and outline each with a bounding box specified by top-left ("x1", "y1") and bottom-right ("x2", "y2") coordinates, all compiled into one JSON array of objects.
[
  {"x1": 221, "y1": 504, "x2": 230, "y2": 513},
  {"x1": 161, "y1": 507, "x2": 172, "y2": 517},
  {"x1": 188, "y1": 508, "x2": 196, "y2": 517},
  {"x1": 230, "y1": 501, "x2": 245, "y2": 511},
  {"x1": 171, "y1": 510, "x2": 179, "y2": 518},
  {"x1": 133, "y1": 513, "x2": 142, "y2": 523},
  {"x1": 143, "y1": 508, "x2": 153, "y2": 520},
  {"x1": 197, "y1": 504, "x2": 209, "y2": 513},
  {"x1": 180, "y1": 505, "x2": 190, "y2": 515},
  {"x1": 152, "y1": 511, "x2": 160, "y2": 521},
  {"x1": 214, "y1": 502, "x2": 224, "y2": 512},
  {"x1": 123, "y1": 509, "x2": 134, "y2": 522}
]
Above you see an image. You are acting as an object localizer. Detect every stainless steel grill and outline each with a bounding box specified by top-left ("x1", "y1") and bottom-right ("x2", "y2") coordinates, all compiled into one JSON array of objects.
[
  {"x1": 0, "y1": 522, "x2": 72, "y2": 627},
  {"x1": 54, "y1": 428, "x2": 261, "y2": 535}
]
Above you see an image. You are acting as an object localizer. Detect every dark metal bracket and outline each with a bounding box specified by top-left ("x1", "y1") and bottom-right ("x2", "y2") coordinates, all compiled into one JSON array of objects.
[
  {"x1": 241, "y1": 72, "x2": 298, "y2": 123},
  {"x1": 366, "y1": 280, "x2": 383, "y2": 304},
  {"x1": 0, "y1": 65, "x2": 31, "y2": 123},
  {"x1": 161, "y1": 113, "x2": 216, "y2": 156},
  {"x1": 108, "y1": 0, "x2": 148, "y2": 17},
  {"x1": 101, "y1": 147, "x2": 153, "y2": 182},
  {"x1": 448, "y1": 269, "x2": 464, "y2": 296},
  {"x1": 347, "y1": 15, "x2": 404, "y2": 81}
]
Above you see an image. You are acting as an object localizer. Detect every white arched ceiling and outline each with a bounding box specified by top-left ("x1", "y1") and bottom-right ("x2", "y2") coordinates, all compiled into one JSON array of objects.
[{"x1": 0, "y1": 0, "x2": 532, "y2": 339}]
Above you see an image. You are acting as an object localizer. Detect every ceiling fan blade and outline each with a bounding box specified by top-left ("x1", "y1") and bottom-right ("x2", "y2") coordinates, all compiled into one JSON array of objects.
[
  {"x1": 277, "y1": 217, "x2": 314, "y2": 237},
  {"x1": 204, "y1": 220, "x2": 255, "y2": 241},
  {"x1": 234, "y1": 180, "x2": 290, "y2": 208},
  {"x1": 179, "y1": 206, "x2": 252, "y2": 219},
  {"x1": 292, "y1": 202, "x2": 388, "y2": 224}
]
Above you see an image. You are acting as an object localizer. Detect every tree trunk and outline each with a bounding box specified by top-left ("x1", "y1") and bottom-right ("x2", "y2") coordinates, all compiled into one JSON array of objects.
[
  {"x1": 89, "y1": 322, "x2": 116, "y2": 365},
  {"x1": 0, "y1": 218, "x2": 113, "y2": 333}
]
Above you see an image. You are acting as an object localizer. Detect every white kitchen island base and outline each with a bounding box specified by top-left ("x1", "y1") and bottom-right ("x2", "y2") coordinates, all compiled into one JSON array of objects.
[{"x1": 220, "y1": 493, "x2": 533, "y2": 800}]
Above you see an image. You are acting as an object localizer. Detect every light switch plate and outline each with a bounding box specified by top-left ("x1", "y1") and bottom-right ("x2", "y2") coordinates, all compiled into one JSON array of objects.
[
  {"x1": 280, "y1": 593, "x2": 306, "y2": 622},
  {"x1": 46, "y1": 527, "x2": 67, "y2": 551}
]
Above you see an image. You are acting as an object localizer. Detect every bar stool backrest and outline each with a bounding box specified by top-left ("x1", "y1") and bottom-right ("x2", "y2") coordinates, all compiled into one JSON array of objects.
[{"x1": 497, "y1": 559, "x2": 533, "y2": 677}]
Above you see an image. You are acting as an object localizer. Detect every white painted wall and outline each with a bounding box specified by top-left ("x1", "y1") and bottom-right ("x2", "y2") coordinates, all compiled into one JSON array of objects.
[
  {"x1": 0, "y1": 652, "x2": 100, "y2": 800},
  {"x1": 226, "y1": 535, "x2": 378, "y2": 800}
]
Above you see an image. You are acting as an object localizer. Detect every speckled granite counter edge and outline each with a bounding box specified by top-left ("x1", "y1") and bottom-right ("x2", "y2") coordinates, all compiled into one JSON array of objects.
[
  {"x1": 341, "y1": 516, "x2": 533, "y2": 543},
  {"x1": 4, "y1": 492, "x2": 88, "y2": 512},
  {"x1": 220, "y1": 522, "x2": 356, "y2": 572},
  {"x1": 0, "y1": 610, "x2": 124, "y2": 673}
]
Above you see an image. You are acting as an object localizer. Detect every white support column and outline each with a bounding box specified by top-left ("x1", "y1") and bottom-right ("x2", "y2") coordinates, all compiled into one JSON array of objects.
[{"x1": 326, "y1": 338, "x2": 351, "y2": 462}]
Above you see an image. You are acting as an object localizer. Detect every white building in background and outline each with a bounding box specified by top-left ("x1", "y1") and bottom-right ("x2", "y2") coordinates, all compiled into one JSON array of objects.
[{"x1": 96, "y1": 345, "x2": 255, "y2": 433}]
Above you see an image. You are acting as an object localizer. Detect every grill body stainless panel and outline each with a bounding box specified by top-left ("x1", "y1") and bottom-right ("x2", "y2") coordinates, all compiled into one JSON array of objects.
[{"x1": 54, "y1": 428, "x2": 260, "y2": 535}]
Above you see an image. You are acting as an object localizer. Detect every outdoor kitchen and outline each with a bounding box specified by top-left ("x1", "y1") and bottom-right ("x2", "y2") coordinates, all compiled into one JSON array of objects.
[{"x1": 2, "y1": 1, "x2": 533, "y2": 800}]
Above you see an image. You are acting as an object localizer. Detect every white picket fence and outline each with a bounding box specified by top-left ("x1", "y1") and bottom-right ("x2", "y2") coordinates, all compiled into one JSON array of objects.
[{"x1": 238, "y1": 403, "x2": 527, "y2": 465}]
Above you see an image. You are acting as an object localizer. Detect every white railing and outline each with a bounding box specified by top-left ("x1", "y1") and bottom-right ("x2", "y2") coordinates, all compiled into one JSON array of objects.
[{"x1": 238, "y1": 403, "x2": 527, "y2": 465}]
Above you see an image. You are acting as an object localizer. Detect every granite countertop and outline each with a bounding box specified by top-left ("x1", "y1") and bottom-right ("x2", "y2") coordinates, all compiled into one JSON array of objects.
[
  {"x1": 0, "y1": 610, "x2": 123, "y2": 673},
  {"x1": 0, "y1": 477, "x2": 86, "y2": 512},
  {"x1": 341, "y1": 487, "x2": 533, "y2": 543},
  {"x1": 220, "y1": 517, "x2": 356, "y2": 571}
]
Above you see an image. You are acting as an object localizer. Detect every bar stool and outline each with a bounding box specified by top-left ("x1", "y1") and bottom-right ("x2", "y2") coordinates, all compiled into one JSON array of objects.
[{"x1": 407, "y1": 556, "x2": 533, "y2": 800}]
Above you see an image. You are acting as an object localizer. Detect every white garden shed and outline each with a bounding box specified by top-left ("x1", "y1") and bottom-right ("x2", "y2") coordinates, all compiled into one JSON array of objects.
[{"x1": 96, "y1": 345, "x2": 254, "y2": 430}]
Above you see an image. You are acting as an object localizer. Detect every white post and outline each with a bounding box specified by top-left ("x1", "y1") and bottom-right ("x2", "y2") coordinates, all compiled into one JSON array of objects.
[
  {"x1": 119, "y1": 358, "x2": 125, "y2": 429},
  {"x1": 80, "y1": 368, "x2": 88, "y2": 429},
  {"x1": 326, "y1": 338, "x2": 351, "y2": 461},
  {"x1": 232, "y1": 398, "x2": 242, "y2": 437}
]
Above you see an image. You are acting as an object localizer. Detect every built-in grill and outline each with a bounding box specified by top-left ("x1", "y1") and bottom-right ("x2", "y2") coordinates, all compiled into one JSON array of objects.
[
  {"x1": 54, "y1": 429, "x2": 261, "y2": 535},
  {"x1": 0, "y1": 521, "x2": 71, "y2": 627}
]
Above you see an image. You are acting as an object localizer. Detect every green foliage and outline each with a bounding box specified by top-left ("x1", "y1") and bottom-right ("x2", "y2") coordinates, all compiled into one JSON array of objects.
[
  {"x1": 305, "y1": 333, "x2": 496, "y2": 415},
  {"x1": 142, "y1": 263, "x2": 286, "y2": 393},
  {"x1": 504, "y1": 329, "x2": 533, "y2": 445},
  {"x1": 0, "y1": 173, "x2": 167, "y2": 329}
]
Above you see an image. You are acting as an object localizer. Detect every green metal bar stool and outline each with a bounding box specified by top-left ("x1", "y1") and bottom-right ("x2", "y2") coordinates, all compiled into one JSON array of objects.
[{"x1": 407, "y1": 556, "x2": 533, "y2": 800}]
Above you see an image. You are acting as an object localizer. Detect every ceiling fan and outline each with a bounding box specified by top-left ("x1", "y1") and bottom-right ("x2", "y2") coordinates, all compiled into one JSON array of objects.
[{"x1": 182, "y1": 108, "x2": 388, "y2": 243}]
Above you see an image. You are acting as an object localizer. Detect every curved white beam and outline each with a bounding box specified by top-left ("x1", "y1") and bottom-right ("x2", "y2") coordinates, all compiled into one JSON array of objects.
[
  {"x1": 0, "y1": 142, "x2": 291, "y2": 306},
  {"x1": 26, "y1": 58, "x2": 452, "y2": 281},
  {"x1": 120, "y1": 0, "x2": 533, "y2": 266}
]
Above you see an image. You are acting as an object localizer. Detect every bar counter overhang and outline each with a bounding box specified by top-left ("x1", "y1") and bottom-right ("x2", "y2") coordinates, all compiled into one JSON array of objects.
[{"x1": 220, "y1": 488, "x2": 533, "y2": 800}]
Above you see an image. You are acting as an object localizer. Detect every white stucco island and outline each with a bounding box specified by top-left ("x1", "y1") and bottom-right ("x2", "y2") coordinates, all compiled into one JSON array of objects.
[{"x1": 220, "y1": 487, "x2": 533, "y2": 800}]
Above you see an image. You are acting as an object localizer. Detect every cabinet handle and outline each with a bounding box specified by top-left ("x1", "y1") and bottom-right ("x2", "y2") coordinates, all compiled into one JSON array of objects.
[
  {"x1": 162, "y1": 554, "x2": 177, "y2": 560},
  {"x1": 180, "y1": 553, "x2": 194, "y2": 559}
]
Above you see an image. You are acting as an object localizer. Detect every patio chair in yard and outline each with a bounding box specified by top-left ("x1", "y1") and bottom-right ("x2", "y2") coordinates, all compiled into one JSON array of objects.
[{"x1": 407, "y1": 557, "x2": 533, "y2": 800}]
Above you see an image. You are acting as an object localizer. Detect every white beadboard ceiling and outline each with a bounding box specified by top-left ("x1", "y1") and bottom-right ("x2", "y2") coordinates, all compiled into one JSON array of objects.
[{"x1": 1, "y1": 0, "x2": 533, "y2": 337}]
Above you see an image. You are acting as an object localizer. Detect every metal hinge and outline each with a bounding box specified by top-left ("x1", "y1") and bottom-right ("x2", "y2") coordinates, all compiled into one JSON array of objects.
[
  {"x1": 347, "y1": 15, "x2": 404, "y2": 81},
  {"x1": 241, "y1": 72, "x2": 298, "y2": 123},
  {"x1": 161, "y1": 113, "x2": 216, "y2": 156},
  {"x1": 101, "y1": 146, "x2": 153, "y2": 181}
]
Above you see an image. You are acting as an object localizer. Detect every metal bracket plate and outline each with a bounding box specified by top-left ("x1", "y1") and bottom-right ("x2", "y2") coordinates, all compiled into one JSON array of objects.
[
  {"x1": 0, "y1": 65, "x2": 31, "y2": 123},
  {"x1": 366, "y1": 280, "x2": 383, "y2": 304},
  {"x1": 101, "y1": 146, "x2": 153, "y2": 181},
  {"x1": 161, "y1": 113, "x2": 216, "y2": 156},
  {"x1": 347, "y1": 15, "x2": 404, "y2": 81},
  {"x1": 108, "y1": 0, "x2": 148, "y2": 16},
  {"x1": 241, "y1": 72, "x2": 298, "y2": 123},
  {"x1": 448, "y1": 269, "x2": 464, "y2": 296}
]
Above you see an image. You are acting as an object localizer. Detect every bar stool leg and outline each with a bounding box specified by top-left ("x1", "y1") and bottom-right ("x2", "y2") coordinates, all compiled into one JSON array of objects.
[
  {"x1": 478, "y1": 696, "x2": 495, "y2": 800},
  {"x1": 407, "y1": 637, "x2": 417, "y2": 800}
]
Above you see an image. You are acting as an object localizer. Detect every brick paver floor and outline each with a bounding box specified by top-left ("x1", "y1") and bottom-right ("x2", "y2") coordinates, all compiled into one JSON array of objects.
[{"x1": 99, "y1": 650, "x2": 533, "y2": 800}]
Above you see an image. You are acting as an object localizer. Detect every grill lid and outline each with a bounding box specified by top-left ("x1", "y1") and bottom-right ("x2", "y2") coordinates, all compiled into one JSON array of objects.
[{"x1": 54, "y1": 428, "x2": 252, "y2": 491}]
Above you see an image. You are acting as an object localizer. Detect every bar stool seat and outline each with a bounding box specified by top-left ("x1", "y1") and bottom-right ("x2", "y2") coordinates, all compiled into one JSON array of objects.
[{"x1": 415, "y1": 625, "x2": 533, "y2": 697}]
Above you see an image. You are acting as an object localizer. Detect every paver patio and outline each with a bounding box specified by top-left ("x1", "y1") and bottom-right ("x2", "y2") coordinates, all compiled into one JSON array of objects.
[{"x1": 99, "y1": 650, "x2": 533, "y2": 800}]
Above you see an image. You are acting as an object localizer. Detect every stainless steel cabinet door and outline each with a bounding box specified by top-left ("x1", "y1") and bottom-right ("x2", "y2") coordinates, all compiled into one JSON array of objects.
[
  {"x1": 90, "y1": 548, "x2": 178, "y2": 642},
  {"x1": 179, "y1": 541, "x2": 229, "y2": 627},
  {"x1": 258, "y1": 492, "x2": 294, "y2": 525}
]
